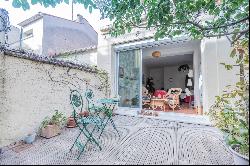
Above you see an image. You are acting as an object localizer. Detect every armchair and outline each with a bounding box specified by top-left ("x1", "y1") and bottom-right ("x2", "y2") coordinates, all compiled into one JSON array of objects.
[{"x1": 166, "y1": 88, "x2": 182, "y2": 111}]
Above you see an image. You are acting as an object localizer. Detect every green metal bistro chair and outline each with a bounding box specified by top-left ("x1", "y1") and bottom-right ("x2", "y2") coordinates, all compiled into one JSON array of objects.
[
  {"x1": 69, "y1": 90, "x2": 102, "y2": 159},
  {"x1": 85, "y1": 89, "x2": 120, "y2": 138}
]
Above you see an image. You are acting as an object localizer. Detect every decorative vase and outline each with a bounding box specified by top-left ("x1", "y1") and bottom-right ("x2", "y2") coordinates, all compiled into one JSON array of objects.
[
  {"x1": 24, "y1": 133, "x2": 36, "y2": 144},
  {"x1": 67, "y1": 117, "x2": 76, "y2": 128},
  {"x1": 229, "y1": 145, "x2": 249, "y2": 165}
]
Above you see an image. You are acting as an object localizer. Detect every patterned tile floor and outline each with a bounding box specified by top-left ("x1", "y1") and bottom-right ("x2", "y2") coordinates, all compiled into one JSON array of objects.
[{"x1": 0, "y1": 115, "x2": 234, "y2": 165}]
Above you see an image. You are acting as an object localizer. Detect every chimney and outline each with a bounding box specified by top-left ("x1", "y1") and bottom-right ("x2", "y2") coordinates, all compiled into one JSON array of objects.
[{"x1": 76, "y1": 14, "x2": 85, "y2": 24}]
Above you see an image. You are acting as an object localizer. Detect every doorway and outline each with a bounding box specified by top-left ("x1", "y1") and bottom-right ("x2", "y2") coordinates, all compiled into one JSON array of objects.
[{"x1": 114, "y1": 38, "x2": 202, "y2": 114}]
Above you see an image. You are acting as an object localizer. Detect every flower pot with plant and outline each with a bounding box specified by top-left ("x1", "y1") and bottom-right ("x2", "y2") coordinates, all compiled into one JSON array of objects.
[{"x1": 40, "y1": 110, "x2": 67, "y2": 139}]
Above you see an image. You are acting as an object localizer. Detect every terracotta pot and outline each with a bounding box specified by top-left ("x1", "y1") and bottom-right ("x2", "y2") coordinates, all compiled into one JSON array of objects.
[
  {"x1": 229, "y1": 145, "x2": 249, "y2": 165},
  {"x1": 79, "y1": 111, "x2": 89, "y2": 117},
  {"x1": 67, "y1": 117, "x2": 76, "y2": 128},
  {"x1": 40, "y1": 124, "x2": 61, "y2": 139}
]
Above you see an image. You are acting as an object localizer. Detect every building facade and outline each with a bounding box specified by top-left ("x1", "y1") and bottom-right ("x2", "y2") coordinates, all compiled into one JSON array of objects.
[
  {"x1": 9, "y1": 13, "x2": 98, "y2": 56},
  {"x1": 94, "y1": 25, "x2": 239, "y2": 114}
]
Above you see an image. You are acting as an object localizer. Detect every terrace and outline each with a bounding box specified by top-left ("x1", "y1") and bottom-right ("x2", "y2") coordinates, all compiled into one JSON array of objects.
[{"x1": 0, "y1": 115, "x2": 234, "y2": 165}]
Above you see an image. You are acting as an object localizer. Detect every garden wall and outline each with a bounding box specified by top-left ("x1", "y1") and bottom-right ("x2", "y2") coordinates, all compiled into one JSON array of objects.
[{"x1": 0, "y1": 48, "x2": 109, "y2": 147}]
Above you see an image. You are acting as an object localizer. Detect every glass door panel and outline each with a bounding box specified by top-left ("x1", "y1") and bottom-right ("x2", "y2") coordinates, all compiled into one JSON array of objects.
[{"x1": 118, "y1": 49, "x2": 141, "y2": 108}]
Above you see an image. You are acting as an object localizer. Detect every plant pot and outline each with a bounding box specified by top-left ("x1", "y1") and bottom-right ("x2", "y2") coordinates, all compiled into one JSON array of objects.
[
  {"x1": 67, "y1": 117, "x2": 76, "y2": 128},
  {"x1": 229, "y1": 145, "x2": 249, "y2": 165},
  {"x1": 40, "y1": 124, "x2": 61, "y2": 139},
  {"x1": 79, "y1": 111, "x2": 89, "y2": 117},
  {"x1": 24, "y1": 133, "x2": 36, "y2": 144}
]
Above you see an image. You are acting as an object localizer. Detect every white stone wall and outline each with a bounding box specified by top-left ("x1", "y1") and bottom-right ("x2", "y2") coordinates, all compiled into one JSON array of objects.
[{"x1": 0, "y1": 52, "x2": 106, "y2": 147}]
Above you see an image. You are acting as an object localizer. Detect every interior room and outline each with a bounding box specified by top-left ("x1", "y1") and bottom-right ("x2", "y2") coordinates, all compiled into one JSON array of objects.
[{"x1": 142, "y1": 47, "x2": 196, "y2": 114}]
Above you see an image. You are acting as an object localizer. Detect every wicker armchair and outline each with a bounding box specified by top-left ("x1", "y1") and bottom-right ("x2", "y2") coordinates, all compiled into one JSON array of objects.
[{"x1": 167, "y1": 88, "x2": 182, "y2": 111}]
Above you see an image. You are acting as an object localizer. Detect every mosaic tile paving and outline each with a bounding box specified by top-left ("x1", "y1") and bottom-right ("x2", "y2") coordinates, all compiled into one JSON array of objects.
[{"x1": 0, "y1": 115, "x2": 234, "y2": 165}]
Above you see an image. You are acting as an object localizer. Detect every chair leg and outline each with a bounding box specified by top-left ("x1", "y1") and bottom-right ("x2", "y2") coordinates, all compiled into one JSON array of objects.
[
  {"x1": 69, "y1": 130, "x2": 83, "y2": 152},
  {"x1": 110, "y1": 118, "x2": 120, "y2": 138},
  {"x1": 98, "y1": 117, "x2": 109, "y2": 139},
  {"x1": 84, "y1": 125, "x2": 102, "y2": 151}
]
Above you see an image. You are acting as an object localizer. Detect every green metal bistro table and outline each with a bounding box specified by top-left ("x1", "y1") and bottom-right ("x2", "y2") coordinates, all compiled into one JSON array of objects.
[{"x1": 97, "y1": 97, "x2": 120, "y2": 138}]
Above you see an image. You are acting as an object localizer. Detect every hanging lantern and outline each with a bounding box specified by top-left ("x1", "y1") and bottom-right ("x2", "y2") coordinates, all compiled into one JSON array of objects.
[{"x1": 152, "y1": 51, "x2": 161, "y2": 58}]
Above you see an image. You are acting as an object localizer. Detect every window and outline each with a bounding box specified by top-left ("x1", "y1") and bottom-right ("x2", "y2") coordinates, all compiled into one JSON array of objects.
[{"x1": 23, "y1": 29, "x2": 33, "y2": 39}]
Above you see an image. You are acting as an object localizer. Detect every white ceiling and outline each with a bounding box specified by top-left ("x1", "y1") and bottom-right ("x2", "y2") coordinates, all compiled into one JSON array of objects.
[
  {"x1": 142, "y1": 41, "x2": 197, "y2": 68},
  {"x1": 143, "y1": 53, "x2": 193, "y2": 68}
]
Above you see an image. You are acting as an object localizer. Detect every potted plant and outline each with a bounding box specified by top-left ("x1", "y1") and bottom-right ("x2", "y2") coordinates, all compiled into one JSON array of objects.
[
  {"x1": 131, "y1": 96, "x2": 139, "y2": 106},
  {"x1": 40, "y1": 110, "x2": 67, "y2": 139},
  {"x1": 66, "y1": 116, "x2": 76, "y2": 128},
  {"x1": 208, "y1": 40, "x2": 249, "y2": 165}
]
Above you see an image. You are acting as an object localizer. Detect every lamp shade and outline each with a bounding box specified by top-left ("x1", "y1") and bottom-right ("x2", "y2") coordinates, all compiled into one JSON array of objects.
[{"x1": 152, "y1": 51, "x2": 161, "y2": 58}]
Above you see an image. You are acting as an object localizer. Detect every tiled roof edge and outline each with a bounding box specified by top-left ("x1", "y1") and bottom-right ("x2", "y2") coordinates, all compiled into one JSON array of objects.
[
  {"x1": 55, "y1": 45, "x2": 97, "y2": 57},
  {"x1": 0, "y1": 46, "x2": 106, "y2": 74}
]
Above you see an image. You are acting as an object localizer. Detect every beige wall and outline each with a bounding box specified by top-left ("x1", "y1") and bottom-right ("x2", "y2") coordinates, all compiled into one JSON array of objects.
[{"x1": 0, "y1": 52, "x2": 107, "y2": 147}]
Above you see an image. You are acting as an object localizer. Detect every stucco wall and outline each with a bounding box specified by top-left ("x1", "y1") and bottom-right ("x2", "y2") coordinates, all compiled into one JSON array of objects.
[
  {"x1": 7, "y1": 26, "x2": 20, "y2": 47},
  {"x1": 21, "y1": 18, "x2": 44, "y2": 55},
  {"x1": 0, "y1": 51, "x2": 106, "y2": 147},
  {"x1": 42, "y1": 15, "x2": 98, "y2": 56},
  {"x1": 56, "y1": 49, "x2": 98, "y2": 66},
  {"x1": 201, "y1": 37, "x2": 239, "y2": 112}
]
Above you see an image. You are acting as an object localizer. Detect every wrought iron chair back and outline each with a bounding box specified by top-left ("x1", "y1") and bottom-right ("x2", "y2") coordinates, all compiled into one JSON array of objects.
[
  {"x1": 70, "y1": 90, "x2": 84, "y2": 123},
  {"x1": 85, "y1": 89, "x2": 98, "y2": 114},
  {"x1": 69, "y1": 89, "x2": 102, "y2": 159}
]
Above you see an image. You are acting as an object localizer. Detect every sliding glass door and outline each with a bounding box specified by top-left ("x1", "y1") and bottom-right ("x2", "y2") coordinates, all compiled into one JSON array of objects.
[{"x1": 117, "y1": 49, "x2": 142, "y2": 108}]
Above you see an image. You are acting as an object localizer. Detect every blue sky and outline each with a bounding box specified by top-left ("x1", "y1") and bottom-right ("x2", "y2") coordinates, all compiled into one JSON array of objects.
[{"x1": 0, "y1": 0, "x2": 109, "y2": 32}]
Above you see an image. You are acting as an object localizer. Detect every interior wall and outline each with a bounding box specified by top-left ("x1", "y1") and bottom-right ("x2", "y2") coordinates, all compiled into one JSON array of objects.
[
  {"x1": 149, "y1": 68, "x2": 164, "y2": 90},
  {"x1": 164, "y1": 65, "x2": 193, "y2": 91},
  {"x1": 142, "y1": 63, "x2": 150, "y2": 86},
  {"x1": 144, "y1": 64, "x2": 193, "y2": 92}
]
